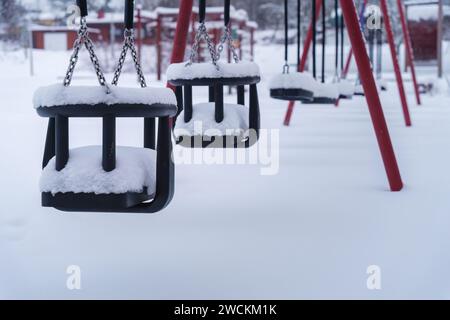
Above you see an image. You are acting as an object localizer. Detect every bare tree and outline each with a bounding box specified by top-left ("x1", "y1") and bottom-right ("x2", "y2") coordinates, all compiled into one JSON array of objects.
[{"x1": 0, "y1": 0, "x2": 26, "y2": 42}]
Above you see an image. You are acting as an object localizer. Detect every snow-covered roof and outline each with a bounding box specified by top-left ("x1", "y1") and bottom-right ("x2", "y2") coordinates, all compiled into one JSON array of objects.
[
  {"x1": 37, "y1": 10, "x2": 66, "y2": 21},
  {"x1": 140, "y1": 10, "x2": 157, "y2": 20},
  {"x1": 155, "y1": 7, "x2": 182, "y2": 15},
  {"x1": 407, "y1": 4, "x2": 439, "y2": 21},
  {"x1": 86, "y1": 13, "x2": 126, "y2": 24},
  {"x1": 29, "y1": 25, "x2": 100, "y2": 33},
  {"x1": 246, "y1": 21, "x2": 258, "y2": 29},
  {"x1": 404, "y1": 0, "x2": 439, "y2": 5},
  {"x1": 29, "y1": 25, "x2": 75, "y2": 32}
]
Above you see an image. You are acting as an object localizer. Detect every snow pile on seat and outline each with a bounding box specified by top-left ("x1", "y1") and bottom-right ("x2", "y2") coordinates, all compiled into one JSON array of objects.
[
  {"x1": 377, "y1": 79, "x2": 388, "y2": 90},
  {"x1": 269, "y1": 72, "x2": 318, "y2": 92},
  {"x1": 166, "y1": 61, "x2": 260, "y2": 80},
  {"x1": 40, "y1": 146, "x2": 156, "y2": 195},
  {"x1": 337, "y1": 80, "x2": 355, "y2": 97},
  {"x1": 33, "y1": 84, "x2": 177, "y2": 108},
  {"x1": 354, "y1": 84, "x2": 364, "y2": 95},
  {"x1": 314, "y1": 82, "x2": 340, "y2": 99},
  {"x1": 174, "y1": 103, "x2": 249, "y2": 137}
]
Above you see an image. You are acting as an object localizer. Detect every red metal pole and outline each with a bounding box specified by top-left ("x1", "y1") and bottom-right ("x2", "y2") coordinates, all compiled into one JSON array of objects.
[
  {"x1": 342, "y1": 48, "x2": 353, "y2": 79},
  {"x1": 335, "y1": 0, "x2": 367, "y2": 107},
  {"x1": 340, "y1": 0, "x2": 403, "y2": 192},
  {"x1": 380, "y1": 0, "x2": 412, "y2": 127},
  {"x1": 299, "y1": 0, "x2": 323, "y2": 73},
  {"x1": 396, "y1": 0, "x2": 421, "y2": 106},
  {"x1": 166, "y1": 0, "x2": 194, "y2": 128},
  {"x1": 156, "y1": 15, "x2": 162, "y2": 81},
  {"x1": 284, "y1": 0, "x2": 323, "y2": 126},
  {"x1": 167, "y1": 0, "x2": 193, "y2": 83}
]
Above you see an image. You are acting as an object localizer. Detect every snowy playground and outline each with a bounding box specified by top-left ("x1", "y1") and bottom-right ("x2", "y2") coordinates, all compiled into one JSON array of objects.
[{"x1": 1, "y1": 0, "x2": 450, "y2": 300}]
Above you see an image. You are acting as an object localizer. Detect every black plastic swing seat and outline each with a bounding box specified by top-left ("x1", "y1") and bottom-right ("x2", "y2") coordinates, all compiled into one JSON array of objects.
[
  {"x1": 377, "y1": 79, "x2": 388, "y2": 91},
  {"x1": 169, "y1": 76, "x2": 261, "y2": 87},
  {"x1": 40, "y1": 145, "x2": 157, "y2": 212},
  {"x1": 34, "y1": 85, "x2": 177, "y2": 213},
  {"x1": 303, "y1": 97, "x2": 338, "y2": 104},
  {"x1": 36, "y1": 103, "x2": 177, "y2": 118},
  {"x1": 173, "y1": 102, "x2": 256, "y2": 149},
  {"x1": 42, "y1": 190, "x2": 152, "y2": 212},
  {"x1": 167, "y1": 62, "x2": 261, "y2": 149},
  {"x1": 337, "y1": 80, "x2": 355, "y2": 100},
  {"x1": 302, "y1": 82, "x2": 340, "y2": 105},
  {"x1": 354, "y1": 84, "x2": 365, "y2": 96},
  {"x1": 270, "y1": 88, "x2": 314, "y2": 101},
  {"x1": 33, "y1": 84, "x2": 178, "y2": 117},
  {"x1": 269, "y1": 72, "x2": 317, "y2": 102},
  {"x1": 176, "y1": 135, "x2": 254, "y2": 149},
  {"x1": 166, "y1": 61, "x2": 261, "y2": 87}
]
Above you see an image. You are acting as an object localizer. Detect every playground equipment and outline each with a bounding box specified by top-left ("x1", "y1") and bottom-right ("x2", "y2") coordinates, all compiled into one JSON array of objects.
[
  {"x1": 33, "y1": 0, "x2": 177, "y2": 213},
  {"x1": 269, "y1": 0, "x2": 317, "y2": 102},
  {"x1": 380, "y1": 0, "x2": 412, "y2": 126},
  {"x1": 167, "y1": 0, "x2": 261, "y2": 149},
  {"x1": 155, "y1": 5, "x2": 257, "y2": 80},
  {"x1": 286, "y1": 0, "x2": 417, "y2": 127},
  {"x1": 32, "y1": 0, "x2": 404, "y2": 216},
  {"x1": 279, "y1": 0, "x2": 403, "y2": 191},
  {"x1": 334, "y1": 0, "x2": 354, "y2": 101}
]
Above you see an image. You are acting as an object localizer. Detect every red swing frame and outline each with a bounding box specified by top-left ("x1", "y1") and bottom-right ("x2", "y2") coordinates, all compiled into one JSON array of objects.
[
  {"x1": 338, "y1": 0, "x2": 421, "y2": 112},
  {"x1": 167, "y1": 0, "x2": 403, "y2": 192}
]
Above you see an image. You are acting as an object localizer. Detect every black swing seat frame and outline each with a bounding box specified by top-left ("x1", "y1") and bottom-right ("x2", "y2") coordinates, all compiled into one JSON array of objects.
[
  {"x1": 36, "y1": 103, "x2": 177, "y2": 118},
  {"x1": 270, "y1": 88, "x2": 315, "y2": 102},
  {"x1": 36, "y1": 101, "x2": 177, "y2": 213},
  {"x1": 169, "y1": 76, "x2": 260, "y2": 87},
  {"x1": 169, "y1": 75, "x2": 261, "y2": 149},
  {"x1": 303, "y1": 97, "x2": 338, "y2": 105}
]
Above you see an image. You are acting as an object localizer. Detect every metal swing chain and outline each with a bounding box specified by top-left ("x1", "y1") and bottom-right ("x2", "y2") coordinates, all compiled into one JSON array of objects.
[
  {"x1": 63, "y1": 17, "x2": 110, "y2": 92},
  {"x1": 186, "y1": 22, "x2": 219, "y2": 70},
  {"x1": 216, "y1": 23, "x2": 240, "y2": 63},
  {"x1": 282, "y1": 0, "x2": 289, "y2": 74},
  {"x1": 112, "y1": 29, "x2": 147, "y2": 88}
]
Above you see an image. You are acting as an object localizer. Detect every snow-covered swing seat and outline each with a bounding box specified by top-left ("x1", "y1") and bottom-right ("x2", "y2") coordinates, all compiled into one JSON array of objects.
[
  {"x1": 167, "y1": 0, "x2": 261, "y2": 148},
  {"x1": 33, "y1": 0, "x2": 177, "y2": 213},
  {"x1": 269, "y1": 0, "x2": 316, "y2": 102},
  {"x1": 336, "y1": 79, "x2": 355, "y2": 99},
  {"x1": 269, "y1": 72, "x2": 317, "y2": 102}
]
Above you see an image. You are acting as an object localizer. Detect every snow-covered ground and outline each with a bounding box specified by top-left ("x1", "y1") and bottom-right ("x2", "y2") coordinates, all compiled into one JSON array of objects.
[{"x1": 1, "y1": 42, "x2": 450, "y2": 299}]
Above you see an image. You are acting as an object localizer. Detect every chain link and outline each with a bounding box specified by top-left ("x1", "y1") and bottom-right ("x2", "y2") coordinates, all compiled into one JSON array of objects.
[
  {"x1": 186, "y1": 22, "x2": 219, "y2": 70},
  {"x1": 216, "y1": 24, "x2": 240, "y2": 63},
  {"x1": 111, "y1": 29, "x2": 147, "y2": 88},
  {"x1": 63, "y1": 17, "x2": 110, "y2": 93}
]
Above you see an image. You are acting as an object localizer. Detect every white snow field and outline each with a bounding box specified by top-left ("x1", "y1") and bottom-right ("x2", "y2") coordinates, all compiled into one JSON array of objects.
[{"x1": 1, "y1": 42, "x2": 450, "y2": 300}]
